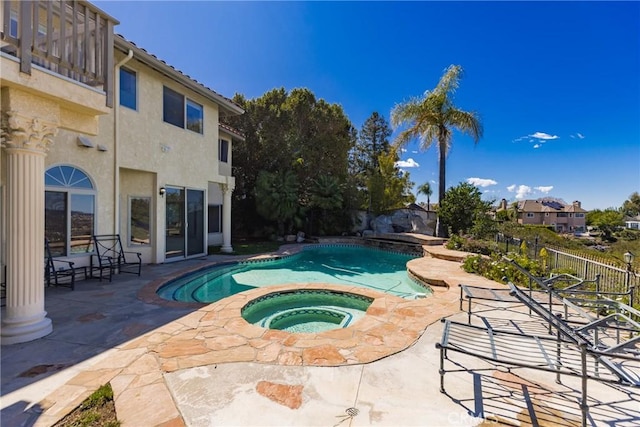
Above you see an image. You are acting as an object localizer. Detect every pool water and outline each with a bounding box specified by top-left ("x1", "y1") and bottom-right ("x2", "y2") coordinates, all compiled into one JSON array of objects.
[
  {"x1": 241, "y1": 289, "x2": 373, "y2": 333},
  {"x1": 158, "y1": 245, "x2": 430, "y2": 303}
]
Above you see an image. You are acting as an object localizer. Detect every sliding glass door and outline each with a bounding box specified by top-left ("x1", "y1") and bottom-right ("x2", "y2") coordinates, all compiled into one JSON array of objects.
[
  {"x1": 165, "y1": 187, "x2": 205, "y2": 259},
  {"x1": 186, "y1": 189, "x2": 204, "y2": 256}
]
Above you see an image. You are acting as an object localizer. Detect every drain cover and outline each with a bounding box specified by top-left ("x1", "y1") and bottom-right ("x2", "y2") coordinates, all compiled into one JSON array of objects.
[{"x1": 345, "y1": 407, "x2": 359, "y2": 417}]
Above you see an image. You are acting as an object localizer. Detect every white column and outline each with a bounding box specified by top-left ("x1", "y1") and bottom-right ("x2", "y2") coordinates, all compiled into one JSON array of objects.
[
  {"x1": 220, "y1": 183, "x2": 233, "y2": 253},
  {"x1": 1, "y1": 112, "x2": 57, "y2": 344}
]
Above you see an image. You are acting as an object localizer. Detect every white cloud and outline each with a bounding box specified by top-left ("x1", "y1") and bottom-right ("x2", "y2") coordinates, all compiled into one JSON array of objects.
[
  {"x1": 466, "y1": 177, "x2": 497, "y2": 187},
  {"x1": 395, "y1": 158, "x2": 420, "y2": 168},
  {"x1": 507, "y1": 184, "x2": 532, "y2": 199},
  {"x1": 400, "y1": 148, "x2": 407, "y2": 153},
  {"x1": 577, "y1": 133, "x2": 585, "y2": 139},
  {"x1": 531, "y1": 132, "x2": 559, "y2": 140},
  {"x1": 535, "y1": 186, "x2": 553, "y2": 193},
  {"x1": 533, "y1": 144, "x2": 541, "y2": 149},
  {"x1": 411, "y1": 150, "x2": 419, "y2": 154}
]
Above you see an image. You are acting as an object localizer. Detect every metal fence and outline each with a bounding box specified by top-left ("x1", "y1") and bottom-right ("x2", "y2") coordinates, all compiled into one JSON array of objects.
[{"x1": 495, "y1": 233, "x2": 640, "y2": 307}]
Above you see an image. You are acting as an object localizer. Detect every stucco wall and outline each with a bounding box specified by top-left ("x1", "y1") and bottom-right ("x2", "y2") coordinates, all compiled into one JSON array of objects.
[
  {"x1": 1, "y1": 57, "x2": 108, "y2": 134},
  {"x1": 207, "y1": 183, "x2": 224, "y2": 246},
  {"x1": 3, "y1": 47, "x2": 235, "y2": 268},
  {"x1": 119, "y1": 168, "x2": 156, "y2": 264},
  {"x1": 115, "y1": 55, "x2": 224, "y2": 188}
]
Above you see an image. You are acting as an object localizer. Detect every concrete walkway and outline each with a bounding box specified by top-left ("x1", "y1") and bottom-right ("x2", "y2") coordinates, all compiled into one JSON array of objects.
[{"x1": 1, "y1": 243, "x2": 638, "y2": 426}]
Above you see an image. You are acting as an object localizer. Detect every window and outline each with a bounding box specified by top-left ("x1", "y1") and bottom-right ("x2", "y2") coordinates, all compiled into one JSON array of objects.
[
  {"x1": 186, "y1": 99, "x2": 203, "y2": 133},
  {"x1": 163, "y1": 86, "x2": 184, "y2": 128},
  {"x1": 208, "y1": 205, "x2": 222, "y2": 233},
  {"x1": 526, "y1": 213, "x2": 535, "y2": 218},
  {"x1": 575, "y1": 213, "x2": 585, "y2": 218},
  {"x1": 545, "y1": 212, "x2": 549, "y2": 217},
  {"x1": 163, "y1": 86, "x2": 203, "y2": 133},
  {"x1": 45, "y1": 166, "x2": 95, "y2": 256},
  {"x1": 219, "y1": 139, "x2": 229, "y2": 162},
  {"x1": 129, "y1": 197, "x2": 151, "y2": 245},
  {"x1": 120, "y1": 67, "x2": 137, "y2": 110},
  {"x1": 557, "y1": 213, "x2": 568, "y2": 217},
  {"x1": 9, "y1": 10, "x2": 18, "y2": 38}
]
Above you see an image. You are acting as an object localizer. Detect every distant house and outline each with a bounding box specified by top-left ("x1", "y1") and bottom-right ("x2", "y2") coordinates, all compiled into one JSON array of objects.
[
  {"x1": 624, "y1": 215, "x2": 640, "y2": 230},
  {"x1": 496, "y1": 198, "x2": 588, "y2": 233}
]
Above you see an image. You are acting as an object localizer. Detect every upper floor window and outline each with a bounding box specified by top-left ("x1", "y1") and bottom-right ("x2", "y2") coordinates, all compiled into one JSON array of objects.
[
  {"x1": 45, "y1": 166, "x2": 96, "y2": 256},
  {"x1": 575, "y1": 213, "x2": 585, "y2": 218},
  {"x1": 163, "y1": 86, "x2": 203, "y2": 134},
  {"x1": 163, "y1": 86, "x2": 184, "y2": 128},
  {"x1": 120, "y1": 67, "x2": 137, "y2": 110},
  {"x1": 186, "y1": 99, "x2": 203, "y2": 133},
  {"x1": 9, "y1": 10, "x2": 18, "y2": 38},
  {"x1": 526, "y1": 213, "x2": 535, "y2": 218},
  {"x1": 557, "y1": 213, "x2": 568, "y2": 217},
  {"x1": 219, "y1": 139, "x2": 229, "y2": 162}
]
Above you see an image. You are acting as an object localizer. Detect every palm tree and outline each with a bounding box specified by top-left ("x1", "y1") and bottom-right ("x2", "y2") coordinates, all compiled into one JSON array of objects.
[
  {"x1": 391, "y1": 65, "x2": 483, "y2": 236},
  {"x1": 255, "y1": 170, "x2": 300, "y2": 235},
  {"x1": 417, "y1": 182, "x2": 433, "y2": 210}
]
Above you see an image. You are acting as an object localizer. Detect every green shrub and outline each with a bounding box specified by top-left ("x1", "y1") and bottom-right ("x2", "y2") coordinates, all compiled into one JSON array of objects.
[
  {"x1": 462, "y1": 253, "x2": 546, "y2": 288},
  {"x1": 446, "y1": 234, "x2": 496, "y2": 255}
]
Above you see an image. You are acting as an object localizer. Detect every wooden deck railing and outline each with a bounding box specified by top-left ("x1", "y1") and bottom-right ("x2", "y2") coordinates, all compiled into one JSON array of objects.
[{"x1": 1, "y1": 0, "x2": 118, "y2": 106}]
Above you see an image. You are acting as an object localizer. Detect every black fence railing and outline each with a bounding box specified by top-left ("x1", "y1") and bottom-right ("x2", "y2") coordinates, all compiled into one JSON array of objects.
[{"x1": 494, "y1": 233, "x2": 640, "y2": 307}]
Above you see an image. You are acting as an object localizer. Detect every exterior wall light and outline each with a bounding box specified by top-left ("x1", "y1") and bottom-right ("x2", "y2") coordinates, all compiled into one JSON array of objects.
[
  {"x1": 159, "y1": 187, "x2": 166, "y2": 197},
  {"x1": 624, "y1": 251, "x2": 635, "y2": 267}
]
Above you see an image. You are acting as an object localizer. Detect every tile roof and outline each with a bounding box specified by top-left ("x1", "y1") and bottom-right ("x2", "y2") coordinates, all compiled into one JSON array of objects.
[
  {"x1": 219, "y1": 123, "x2": 245, "y2": 141},
  {"x1": 518, "y1": 199, "x2": 588, "y2": 213}
]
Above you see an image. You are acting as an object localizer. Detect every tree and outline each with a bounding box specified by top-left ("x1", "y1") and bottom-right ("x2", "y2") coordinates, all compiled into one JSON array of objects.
[
  {"x1": 587, "y1": 208, "x2": 624, "y2": 241},
  {"x1": 621, "y1": 192, "x2": 640, "y2": 217},
  {"x1": 225, "y1": 88, "x2": 355, "y2": 236},
  {"x1": 353, "y1": 112, "x2": 392, "y2": 175},
  {"x1": 437, "y1": 182, "x2": 494, "y2": 237},
  {"x1": 368, "y1": 148, "x2": 415, "y2": 214},
  {"x1": 349, "y1": 112, "x2": 393, "y2": 211},
  {"x1": 417, "y1": 182, "x2": 433, "y2": 210},
  {"x1": 309, "y1": 175, "x2": 345, "y2": 235},
  {"x1": 391, "y1": 65, "x2": 483, "y2": 236},
  {"x1": 254, "y1": 170, "x2": 301, "y2": 236}
]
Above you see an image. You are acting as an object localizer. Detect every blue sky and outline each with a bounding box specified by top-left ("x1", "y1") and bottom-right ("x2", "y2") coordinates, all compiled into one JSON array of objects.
[{"x1": 95, "y1": 1, "x2": 639, "y2": 211}]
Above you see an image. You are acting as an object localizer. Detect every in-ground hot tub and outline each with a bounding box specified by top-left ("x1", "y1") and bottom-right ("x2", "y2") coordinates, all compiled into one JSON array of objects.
[{"x1": 241, "y1": 289, "x2": 373, "y2": 333}]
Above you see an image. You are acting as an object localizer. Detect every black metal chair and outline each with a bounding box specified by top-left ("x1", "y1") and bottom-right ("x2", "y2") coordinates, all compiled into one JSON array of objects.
[
  {"x1": 1, "y1": 265, "x2": 6, "y2": 307},
  {"x1": 91, "y1": 235, "x2": 142, "y2": 282},
  {"x1": 45, "y1": 238, "x2": 76, "y2": 290}
]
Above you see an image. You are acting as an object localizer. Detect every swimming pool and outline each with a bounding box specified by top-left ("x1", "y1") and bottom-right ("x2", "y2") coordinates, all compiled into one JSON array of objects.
[{"x1": 157, "y1": 245, "x2": 431, "y2": 303}]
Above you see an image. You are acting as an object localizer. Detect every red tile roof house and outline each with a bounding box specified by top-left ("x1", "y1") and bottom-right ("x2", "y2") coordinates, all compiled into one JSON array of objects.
[{"x1": 497, "y1": 198, "x2": 589, "y2": 233}]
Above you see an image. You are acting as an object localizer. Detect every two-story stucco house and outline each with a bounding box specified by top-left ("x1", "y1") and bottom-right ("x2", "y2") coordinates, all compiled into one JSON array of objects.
[
  {"x1": 0, "y1": 1, "x2": 243, "y2": 344},
  {"x1": 502, "y1": 198, "x2": 589, "y2": 233}
]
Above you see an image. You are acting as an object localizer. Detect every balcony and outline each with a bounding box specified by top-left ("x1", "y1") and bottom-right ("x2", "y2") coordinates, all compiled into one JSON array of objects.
[{"x1": 1, "y1": 0, "x2": 118, "y2": 108}]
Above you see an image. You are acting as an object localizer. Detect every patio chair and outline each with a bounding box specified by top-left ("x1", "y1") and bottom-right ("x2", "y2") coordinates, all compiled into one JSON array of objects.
[
  {"x1": 45, "y1": 238, "x2": 76, "y2": 290},
  {"x1": 91, "y1": 234, "x2": 142, "y2": 282}
]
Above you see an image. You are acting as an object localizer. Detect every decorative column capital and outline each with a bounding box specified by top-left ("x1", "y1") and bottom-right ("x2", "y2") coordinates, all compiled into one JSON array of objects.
[
  {"x1": 219, "y1": 183, "x2": 235, "y2": 194},
  {"x1": 1, "y1": 110, "x2": 58, "y2": 153}
]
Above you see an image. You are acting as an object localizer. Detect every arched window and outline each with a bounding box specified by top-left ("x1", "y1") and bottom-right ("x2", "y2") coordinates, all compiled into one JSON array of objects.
[{"x1": 45, "y1": 165, "x2": 96, "y2": 256}]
